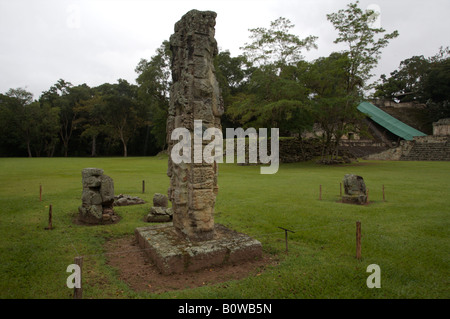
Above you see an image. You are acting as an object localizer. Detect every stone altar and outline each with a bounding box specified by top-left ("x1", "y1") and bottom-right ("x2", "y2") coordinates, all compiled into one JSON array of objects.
[{"x1": 342, "y1": 174, "x2": 368, "y2": 205}]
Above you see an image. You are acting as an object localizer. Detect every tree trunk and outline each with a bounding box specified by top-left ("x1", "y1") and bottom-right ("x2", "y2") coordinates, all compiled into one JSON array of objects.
[
  {"x1": 321, "y1": 131, "x2": 332, "y2": 162},
  {"x1": 91, "y1": 135, "x2": 97, "y2": 157},
  {"x1": 122, "y1": 141, "x2": 127, "y2": 157},
  {"x1": 26, "y1": 141, "x2": 32, "y2": 158},
  {"x1": 64, "y1": 143, "x2": 68, "y2": 157},
  {"x1": 60, "y1": 115, "x2": 76, "y2": 158},
  {"x1": 50, "y1": 144, "x2": 55, "y2": 157},
  {"x1": 119, "y1": 129, "x2": 128, "y2": 157},
  {"x1": 299, "y1": 137, "x2": 305, "y2": 160}
]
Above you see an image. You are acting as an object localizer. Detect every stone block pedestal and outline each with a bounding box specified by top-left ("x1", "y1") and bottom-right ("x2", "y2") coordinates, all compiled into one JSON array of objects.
[
  {"x1": 342, "y1": 194, "x2": 368, "y2": 205},
  {"x1": 135, "y1": 223, "x2": 262, "y2": 275}
]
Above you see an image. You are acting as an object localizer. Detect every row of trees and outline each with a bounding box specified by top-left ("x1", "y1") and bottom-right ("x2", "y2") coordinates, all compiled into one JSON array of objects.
[
  {"x1": 217, "y1": 1, "x2": 399, "y2": 161},
  {"x1": 0, "y1": 79, "x2": 152, "y2": 157},
  {"x1": 374, "y1": 47, "x2": 450, "y2": 122},
  {"x1": 1, "y1": 2, "x2": 446, "y2": 160}
]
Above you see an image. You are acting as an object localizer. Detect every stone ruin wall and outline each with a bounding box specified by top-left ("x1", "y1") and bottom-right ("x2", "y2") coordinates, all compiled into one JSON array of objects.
[
  {"x1": 166, "y1": 10, "x2": 224, "y2": 242},
  {"x1": 433, "y1": 118, "x2": 450, "y2": 136}
]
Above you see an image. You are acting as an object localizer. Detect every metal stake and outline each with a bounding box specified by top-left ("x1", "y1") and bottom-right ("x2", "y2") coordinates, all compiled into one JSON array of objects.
[{"x1": 278, "y1": 227, "x2": 295, "y2": 253}]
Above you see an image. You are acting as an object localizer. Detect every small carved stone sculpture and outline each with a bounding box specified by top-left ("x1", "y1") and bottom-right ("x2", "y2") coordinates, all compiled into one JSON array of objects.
[
  {"x1": 78, "y1": 168, "x2": 117, "y2": 224},
  {"x1": 342, "y1": 174, "x2": 368, "y2": 205},
  {"x1": 147, "y1": 193, "x2": 173, "y2": 223}
]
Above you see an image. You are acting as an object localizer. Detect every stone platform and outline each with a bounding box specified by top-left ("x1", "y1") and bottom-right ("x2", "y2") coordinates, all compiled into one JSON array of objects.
[
  {"x1": 342, "y1": 194, "x2": 368, "y2": 205},
  {"x1": 135, "y1": 223, "x2": 262, "y2": 275}
]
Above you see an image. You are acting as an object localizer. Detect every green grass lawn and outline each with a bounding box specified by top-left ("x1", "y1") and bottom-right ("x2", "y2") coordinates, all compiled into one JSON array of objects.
[{"x1": 0, "y1": 156, "x2": 448, "y2": 299}]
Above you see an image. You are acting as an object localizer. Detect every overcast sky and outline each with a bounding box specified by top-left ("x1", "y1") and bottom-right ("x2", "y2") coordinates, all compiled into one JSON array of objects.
[{"x1": 1, "y1": 0, "x2": 449, "y2": 99}]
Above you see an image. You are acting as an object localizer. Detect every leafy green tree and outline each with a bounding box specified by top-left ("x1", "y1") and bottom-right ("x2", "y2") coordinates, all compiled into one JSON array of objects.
[
  {"x1": 241, "y1": 17, "x2": 317, "y2": 70},
  {"x1": 374, "y1": 47, "x2": 450, "y2": 123},
  {"x1": 0, "y1": 93, "x2": 24, "y2": 156},
  {"x1": 29, "y1": 102, "x2": 60, "y2": 157},
  {"x1": 135, "y1": 41, "x2": 171, "y2": 150},
  {"x1": 327, "y1": 1, "x2": 399, "y2": 94},
  {"x1": 309, "y1": 1, "x2": 399, "y2": 163},
  {"x1": 307, "y1": 52, "x2": 362, "y2": 162},
  {"x1": 214, "y1": 50, "x2": 250, "y2": 104},
  {"x1": 227, "y1": 17, "x2": 317, "y2": 137},
  {"x1": 214, "y1": 50, "x2": 252, "y2": 131},
  {"x1": 4, "y1": 88, "x2": 37, "y2": 157},
  {"x1": 5, "y1": 87, "x2": 33, "y2": 105},
  {"x1": 74, "y1": 93, "x2": 108, "y2": 157},
  {"x1": 226, "y1": 62, "x2": 311, "y2": 133},
  {"x1": 226, "y1": 92, "x2": 265, "y2": 130},
  {"x1": 1, "y1": 88, "x2": 60, "y2": 157},
  {"x1": 423, "y1": 49, "x2": 450, "y2": 122},
  {"x1": 422, "y1": 54, "x2": 450, "y2": 103},
  {"x1": 374, "y1": 55, "x2": 430, "y2": 102},
  {"x1": 260, "y1": 99, "x2": 313, "y2": 137},
  {"x1": 97, "y1": 79, "x2": 144, "y2": 157},
  {"x1": 40, "y1": 79, "x2": 91, "y2": 156}
]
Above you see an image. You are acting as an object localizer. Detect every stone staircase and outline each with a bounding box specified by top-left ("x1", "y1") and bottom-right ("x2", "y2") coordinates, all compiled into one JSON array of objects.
[{"x1": 400, "y1": 136, "x2": 450, "y2": 161}]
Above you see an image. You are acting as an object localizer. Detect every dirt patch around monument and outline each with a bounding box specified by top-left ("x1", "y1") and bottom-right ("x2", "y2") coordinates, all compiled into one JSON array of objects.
[
  {"x1": 104, "y1": 235, "x2": 279, "y2": 294},
  {"x1": 72, "y1": 214, "x2": 122, "y2": 226}
]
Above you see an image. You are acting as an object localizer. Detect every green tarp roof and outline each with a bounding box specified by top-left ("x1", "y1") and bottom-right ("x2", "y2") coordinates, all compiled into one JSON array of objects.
[{"x1": 357, "y1": 101, "x2": 427, "y2": 141}]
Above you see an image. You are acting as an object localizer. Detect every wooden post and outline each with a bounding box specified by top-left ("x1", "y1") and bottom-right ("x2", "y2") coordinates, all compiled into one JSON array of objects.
[
  {"x1": 319, "y1": 185, "x2": 322, "y2": 200},
  {"x1": 45, "y1": 204, "x2": 53, "y2": 230},
  {"x1": 142, "y1": 180, "x2": 145, "y2": 194},
  {"x1": 356, "y1": 221, "x2": 361, "y2": 260},
  {"x1": 39, "y1": 184, "x2": 42, "y2": 202},
  {"x1": 382, "y1": 185, "x2": 385, "y2": 202},
  {"x1": 74, "y1": 256, "x2": 83, "y2": 299}
]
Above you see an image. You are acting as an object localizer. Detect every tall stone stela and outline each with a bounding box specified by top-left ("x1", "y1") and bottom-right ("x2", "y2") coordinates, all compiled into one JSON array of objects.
[
  {"x1": 167, "y1": 10, "x2": 224, "y2": 242},
  {"x1": 135, "y1": 10, "x2": 262, "y2": 275}
]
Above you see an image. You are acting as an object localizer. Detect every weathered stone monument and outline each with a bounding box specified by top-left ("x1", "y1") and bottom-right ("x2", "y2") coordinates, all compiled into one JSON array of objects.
[
  {"x1": 135, "y1": 9, "x2": 262, "y2": 275},
  {"x1": 78, "y1": 168, "x2": 118, "y2": 224},
  {"x1": 146, "y1": 193, "x2": 173, "y2": 222},
  {"x1": 114, "y1": 194, "x2": 146, "y2": 206},
  {"x1": 167, "y1": 9, "x2": 224, "y2": 242},
  {"x1": 342, "y1": 174, "x2": 368, "y2": 205}
]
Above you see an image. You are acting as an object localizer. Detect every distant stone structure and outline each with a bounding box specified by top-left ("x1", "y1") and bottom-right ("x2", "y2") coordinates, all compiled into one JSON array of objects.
[
  {"x1": 78, "y1": 168, "x2": 118, "y2": 224},
  {"x1": 342, "y1": 174, "x2": 368, "y2": 205},
  {"x1": 433, "y1": 118, "x2": 450, "y2": 136},
  {"x1": 400, "y1": 135, "x2": 450, "y2": 161},
  {"x1": 365, "y1": 135, "x2": 450, "y2": 161}
]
